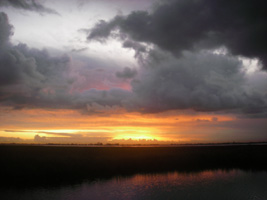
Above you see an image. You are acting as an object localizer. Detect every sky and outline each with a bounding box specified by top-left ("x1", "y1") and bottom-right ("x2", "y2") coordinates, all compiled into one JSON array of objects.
[{"x1": 0, "y1": 0, "x2": 267, "y2": 144}]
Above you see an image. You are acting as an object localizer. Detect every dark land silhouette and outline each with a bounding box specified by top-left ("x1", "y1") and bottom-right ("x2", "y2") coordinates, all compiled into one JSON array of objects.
[{"x1": 1, "y1": 144, "x2": 267, "y2": 188}]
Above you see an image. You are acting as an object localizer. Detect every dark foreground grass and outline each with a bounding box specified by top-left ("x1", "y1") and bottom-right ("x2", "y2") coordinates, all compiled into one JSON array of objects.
[{"x1": 1, "y1": 145, "x2": 267, "y2": 188}]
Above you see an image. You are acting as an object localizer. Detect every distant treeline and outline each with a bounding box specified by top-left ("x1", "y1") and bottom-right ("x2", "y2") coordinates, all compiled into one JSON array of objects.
[{"x1": 1, "y1": 141, "x2": 267, "y2": 146}]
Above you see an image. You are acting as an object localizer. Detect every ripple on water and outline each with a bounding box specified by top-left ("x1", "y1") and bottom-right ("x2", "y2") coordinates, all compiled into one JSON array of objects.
[{"x1": 1, "y1": 170, "x2": 267, "y2": 200}]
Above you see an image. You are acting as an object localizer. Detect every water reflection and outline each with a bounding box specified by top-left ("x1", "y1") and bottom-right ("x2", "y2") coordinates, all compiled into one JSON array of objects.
[{"x1": 1, "y1": 170, "x2": 267, "y2": 200}]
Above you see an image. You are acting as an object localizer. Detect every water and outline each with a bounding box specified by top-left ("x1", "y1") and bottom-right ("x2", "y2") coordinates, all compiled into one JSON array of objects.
[{"x1": 1, "y1": 170, "x2": 267, "y2": 200}]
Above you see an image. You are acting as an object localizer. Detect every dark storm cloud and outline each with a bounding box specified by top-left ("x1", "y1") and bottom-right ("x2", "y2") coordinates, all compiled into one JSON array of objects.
[
  {"x1": 87, "y1": 0, "x2": 267, "y2": 117},
  {"x1": 81, "y1": 88, "x2": 133, "y2": 112},
  {"x1": 0, "y1": 12, "x2": 74, "y2": 109},
  {"x1": 89, "y1": 0, "x2": 267, "y2": 69},
  {"x1": 0, "y1": 0, "x2": 59, "y2": 15},
  {"x1": 0, "y1": 43, "x2": 74, "y2": 108},
  {"x1": 0, "y1": 12, "x2": 14, "y2": 85},
  {"x1": 0, "y1": 12, "x2": 13, "y2": 46},
  {"x1": 0, "y1": 13, "x2": 134, "y2": 111},
  {"x1": 1, "y1": 6, "x2": 267, "y2": 119},
  {"x1": 129, "y1": 49, "x2": 267, "y2": 116},
  {"x1": 88, "y1": 19, "x2": 119, "y2": 40},
  {"x1": 0, "y1": 11, "x2": 132, "y2": 111},
  {"x1": 122, "y1": 40, "x2": 147, "y2": 59},
  {"x1": 116, "y1": 67, "x2": 137, "y2": 79}
]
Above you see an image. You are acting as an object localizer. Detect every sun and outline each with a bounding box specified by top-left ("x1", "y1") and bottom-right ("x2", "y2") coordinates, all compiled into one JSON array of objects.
[{"x1": 110, "y1": 127, "x2": 164, "y2": 141}]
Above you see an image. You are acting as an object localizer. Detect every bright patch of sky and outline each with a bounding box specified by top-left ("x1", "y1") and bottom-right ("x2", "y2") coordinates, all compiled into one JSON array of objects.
[{"x1": 1, "y1": 0, "x2": 152, "y2": 68}]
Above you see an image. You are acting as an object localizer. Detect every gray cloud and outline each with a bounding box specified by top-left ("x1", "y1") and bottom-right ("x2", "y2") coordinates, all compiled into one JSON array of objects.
[
  {"x1": 0, "y1": 12, "x2": 75, "y2": 109},
  {"x1": 71, "y1": 47, "x2": 88, "y2": 53},
  {"x1": 122, "y1": 40, "x2": 147, "y2": 60},
  {"x1": 88, "y1": 18, "x2": 120, "y2": 41},
  {"x1": 129, "y1": 50, "x2": 267, "y2": 116},
  {"x1": 1, "y1": 9, "x2": 267, "y2": 119},
  {"x1": 0, "y1": 12, "x2": 13, "y2": 46},
  {"x1": 87, "y1": 0, "x2": 267, "y2": 117},
  {"x1": 116, "y1": 67, "x2": 137, "y2": 79},
  {"x1": 89, "y1": 0, "x2": 267, "y2": 69},
  {"x1": 0, "y1": 12, "x2": 132, "y2": 112},
  {"x1": 0, "y1": 0, "x2": 59, "y2": 15},
  {"x1": 0, "y1": 43, "x2": 74, "y2": 109},
  {"x1": 80, "y1": 88, "x2": 133, "y2": 111},
  {"x1": 1, "y1": 16, "x2": 136, "y2": 111}
]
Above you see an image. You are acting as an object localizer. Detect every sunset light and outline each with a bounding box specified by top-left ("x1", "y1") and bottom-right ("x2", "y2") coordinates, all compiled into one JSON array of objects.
[
  {"x1": 1, "y1": 0, "x2": 267, "y2": 199},
  {"x1": 112, "y1": 134, "x2": 159, "y2": 141},
  {"x1": 0, "y1": 0, "x2": 266, "y2": 144}
]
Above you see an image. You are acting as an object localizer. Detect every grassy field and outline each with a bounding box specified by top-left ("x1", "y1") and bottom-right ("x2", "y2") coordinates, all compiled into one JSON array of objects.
[{"x1": 1, "y1": 144, "x2": 267, "y2": 187}]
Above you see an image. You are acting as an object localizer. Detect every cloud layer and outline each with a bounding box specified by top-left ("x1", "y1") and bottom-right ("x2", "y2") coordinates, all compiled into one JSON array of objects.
[
  {"x1": 0, "y1": 12, "x2": 74, "y2": 109},
  {"x1": 87, "y1": 0, "x2": 267, "y2": 117},
  {"x1": 1, "y1": 0, "x2": 267, "y2": 119},
  {"x1": 89, "y1": 0, "x2": 267, "y2": 69},
  {"x1": 130, "y1": 49, "x2": 267, "y2": 117},
  {"x1": 0, "y1": 0, "x2": 59, "y2": 15}
]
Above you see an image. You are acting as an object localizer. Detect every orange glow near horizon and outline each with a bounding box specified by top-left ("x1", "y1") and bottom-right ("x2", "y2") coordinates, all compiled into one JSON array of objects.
[
  {"x1": 112, "y1": 133, "x2": 160, "y2": 141},
  {"x1": 0, "y1": 106, "x2": 238, "y2": 143}
]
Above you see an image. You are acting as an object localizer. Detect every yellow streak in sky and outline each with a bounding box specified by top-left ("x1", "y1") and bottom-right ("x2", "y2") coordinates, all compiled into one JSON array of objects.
[{"x1": 0, "y1": 107, "x2": 236, "y2": 143}]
